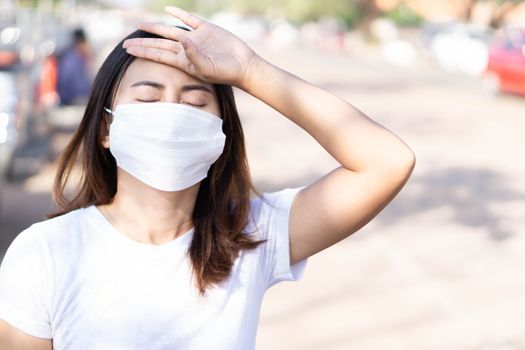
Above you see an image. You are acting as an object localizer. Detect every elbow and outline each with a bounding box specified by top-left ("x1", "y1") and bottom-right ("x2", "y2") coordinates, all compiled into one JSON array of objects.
[
  {"x1": 358, "y1": 145, "x2": 416, "y2": 180},
  {"x1": 395, "y1": 148, "x2": 416, "y2": 180},
  {"x1": 403, "y1": 148, "x2": 416, "y2": 172},
  {"x1": 382, "y1": 147, "x2": 416, "y2": 181}
]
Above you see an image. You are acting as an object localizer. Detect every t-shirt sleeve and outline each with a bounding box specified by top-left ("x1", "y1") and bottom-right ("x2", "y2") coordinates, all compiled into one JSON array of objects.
[
  {"x1": 0, "y1": 225, "x2": 53, "y2": 339},
  {"x1": 254, "y1": 185, "x2": 309, "y2": 289}
]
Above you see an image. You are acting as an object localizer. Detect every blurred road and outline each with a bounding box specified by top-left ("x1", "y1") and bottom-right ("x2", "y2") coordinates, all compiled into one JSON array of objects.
[{"x1": 1, "y1": 43, "x2": 524, "y2": 349}]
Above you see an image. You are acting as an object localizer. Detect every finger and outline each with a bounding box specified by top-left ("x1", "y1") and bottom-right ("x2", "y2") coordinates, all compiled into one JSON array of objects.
[
  {"x1": 164, "y1": 6, "x2": 203, "y2": 30},
  {"x1": 123, "y1": 38, "x2": 183, "y2": 53},
  {"x1": 136, "y1": 22, "x2": 189, "y2": 42},
  {"x1": 177, "y1": 37, "x2": 199, "y2": 64},
  {"x1": 177, "y1": 37, "x2": 215, "y2": 81},
  {"x1": 126, "y1": 46, "x2": 187, "y2": 70}
]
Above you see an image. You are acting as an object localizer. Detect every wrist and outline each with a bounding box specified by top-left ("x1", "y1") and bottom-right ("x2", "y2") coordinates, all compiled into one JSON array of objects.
[{"x1": 236, "y1": 53, "x2": 265, "y2": 92}]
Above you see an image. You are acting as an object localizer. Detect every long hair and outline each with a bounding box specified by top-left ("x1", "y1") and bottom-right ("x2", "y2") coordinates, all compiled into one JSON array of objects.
[{"x1": 47, "y1": 29, "x2": 269, "y2": 297}]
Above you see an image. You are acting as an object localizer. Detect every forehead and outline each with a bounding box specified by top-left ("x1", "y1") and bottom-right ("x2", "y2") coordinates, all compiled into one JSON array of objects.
[{"x1": 119, "y1": 58, "x2": 212, "y2": 90}]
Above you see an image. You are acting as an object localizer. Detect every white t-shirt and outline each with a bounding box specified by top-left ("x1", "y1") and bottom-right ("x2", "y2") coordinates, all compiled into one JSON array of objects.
[{"x1": 0, "y1": 186, "x2": 308, "y2": 349}]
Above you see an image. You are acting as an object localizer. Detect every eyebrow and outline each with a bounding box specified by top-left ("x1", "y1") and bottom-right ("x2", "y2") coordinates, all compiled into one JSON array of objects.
[
  {"x1": 131, "y1": 80, "x2": 214, "y2": 94},
  {"x1": 131, "y1": 80, "x2": 164, "y2": 89},
  {"x1": 181, "y1": 84, "x2": 214, "y2": 94}
]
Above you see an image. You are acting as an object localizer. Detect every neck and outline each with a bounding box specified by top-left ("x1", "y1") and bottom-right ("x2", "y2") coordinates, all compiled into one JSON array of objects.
[{"x1": 100, "y1": 169, "x2": 199, "y2": 245}]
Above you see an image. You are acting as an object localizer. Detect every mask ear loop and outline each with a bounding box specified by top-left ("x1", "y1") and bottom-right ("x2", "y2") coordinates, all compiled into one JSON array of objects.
[
  {"x1": 103, "y1": 107, "x2": 115, "y2": 148},
  {"x1": 104, "y1": 107, "x2": 115, "y2": 124}
]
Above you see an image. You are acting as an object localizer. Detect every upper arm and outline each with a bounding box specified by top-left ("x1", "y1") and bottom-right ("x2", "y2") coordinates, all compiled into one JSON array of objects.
[
  {"x1": 0, "y1": 319, "x2": 52, "y2": 350},
  {"x1": 289, "y1": 158, "x2": 415, "y2": 265}
]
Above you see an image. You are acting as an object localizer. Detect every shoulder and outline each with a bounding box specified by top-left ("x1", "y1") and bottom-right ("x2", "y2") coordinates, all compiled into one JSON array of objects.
[
  {"x1": 250, "y1": 186, "x2": 306, "y2": 213},
  {"x1": 30, "y1": 206, "x2": 86, "y2": 236},
  {"x1": 247, "y1": 186, "x2": 306, "y2": 237},
  {"x1": 5, "y1": 207, "x2": 88, "y2": 257}
]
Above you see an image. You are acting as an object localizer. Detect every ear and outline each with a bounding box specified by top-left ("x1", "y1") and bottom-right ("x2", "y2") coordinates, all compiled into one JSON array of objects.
[
  {"x1": 102, "y1": 135, "x2": 110, "y2": 149},
  {"x1": 101, "y1": 114, "x2": 111, "y2": 149}
]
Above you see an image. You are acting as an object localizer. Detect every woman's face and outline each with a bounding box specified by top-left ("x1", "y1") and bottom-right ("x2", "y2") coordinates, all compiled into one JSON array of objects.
[
  {"x1": 102, "y1": 58, "x2": 221, "y2": 148},
  {"x1": 113, "y1": 58, "x2": 220, "y2": 116}
]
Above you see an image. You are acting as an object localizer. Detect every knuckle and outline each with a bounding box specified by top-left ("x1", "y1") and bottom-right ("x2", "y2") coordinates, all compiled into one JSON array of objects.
[{"x1": 145, "y1": 48, "x2": 155, "y2": 60}]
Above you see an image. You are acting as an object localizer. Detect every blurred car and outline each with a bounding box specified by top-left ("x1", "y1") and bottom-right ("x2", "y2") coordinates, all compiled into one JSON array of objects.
[
  {"x1": 0, "y1": 72, "x2": 21, "y2": 179},
  {"x1": 422, "y1": 21, "x2": 493, "y2": 76},
  {"x1": 0, "y1": 25, "x2": 21, "y2": 68},
  {"x1": 483, "y1": 27, "x2": 525, "y2": 96}
]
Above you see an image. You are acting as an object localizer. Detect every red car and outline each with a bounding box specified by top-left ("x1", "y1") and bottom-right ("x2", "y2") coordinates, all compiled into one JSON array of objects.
[{"x1": 483, "y1": 27, "x2": 525, "y2": 96}]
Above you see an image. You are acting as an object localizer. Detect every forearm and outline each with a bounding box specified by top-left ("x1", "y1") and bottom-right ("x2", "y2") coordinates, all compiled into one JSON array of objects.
[{"x1": 239, "y1": 55, "x2": 415, "y2": 174}]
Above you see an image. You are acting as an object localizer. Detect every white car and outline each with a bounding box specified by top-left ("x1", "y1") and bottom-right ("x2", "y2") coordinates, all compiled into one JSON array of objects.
[
  {"x1": 0, "y1": 72, "x2": 20, "y2": 180},
  {"x1": 423, "y1": 22, "x2": 493, "y2": 76}
]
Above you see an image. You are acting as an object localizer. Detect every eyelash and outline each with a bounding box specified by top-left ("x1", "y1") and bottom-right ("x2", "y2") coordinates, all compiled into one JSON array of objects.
[{"x1": 136, "y1": 99, "x2": 206, "y2": 107}]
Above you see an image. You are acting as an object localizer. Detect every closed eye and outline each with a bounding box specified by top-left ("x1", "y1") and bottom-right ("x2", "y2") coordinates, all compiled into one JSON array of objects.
[
  {"x1": 135, "y1": 99, "x2": 206, "y2": 107},
  {"x1": 182, "y1": 102, "x2": 207, "y2": 107},
  {"x1": 136, "y1": 99, "x2": 158, "y2": 103}
]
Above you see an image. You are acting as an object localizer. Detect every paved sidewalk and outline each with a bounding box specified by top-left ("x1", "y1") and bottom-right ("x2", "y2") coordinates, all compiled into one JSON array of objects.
[{"x1": 244, "y1": 44, "x2": 525, "y2": 350}]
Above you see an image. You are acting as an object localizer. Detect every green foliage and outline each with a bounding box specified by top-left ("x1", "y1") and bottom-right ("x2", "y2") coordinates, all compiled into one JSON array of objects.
[
  {"x1": 474, "y1": 0, "x2": 523, "y2": 3},
  {"x1": 383, "y1": 3, "x2": 423, "y2": 27},
  {"x1": 281, "y1": 0, "x2": 360, "y2": 27},
  {"x1": 139, "y1": 0, "x2": 395, "y2": 30},
  {"x1": 15, "y1": 0, "x2": 39, "y2": 7},
  {"x1": 223, "y1": 0, "x2": 277, "y2": 15},
  {"x1": 146, "y1": 0, "x2": 367, "y2": 28},
  {"x1": 146, "y1": 0, "x2": 198, "y2": 13}
]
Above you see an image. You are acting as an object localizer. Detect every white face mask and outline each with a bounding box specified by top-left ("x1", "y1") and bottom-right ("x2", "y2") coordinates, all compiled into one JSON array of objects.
[{"x1": 104, "y1": 102, "x2": 226, "y2": 192}]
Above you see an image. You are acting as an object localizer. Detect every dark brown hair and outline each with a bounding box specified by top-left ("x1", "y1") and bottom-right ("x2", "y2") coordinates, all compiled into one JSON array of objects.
[{"x1": 47, "y1": 29, "x2": 270, "y2": 297}]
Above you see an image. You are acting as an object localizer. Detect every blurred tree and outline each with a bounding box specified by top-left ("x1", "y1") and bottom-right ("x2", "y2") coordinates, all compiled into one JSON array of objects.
[
  {"x1": 461, "y1": 0, "x2": 523, "y2": 28},
  {"x1": 383, "y1": 3, "x2": 423, "y2": 27},
  {"x1": 354, "y1": 0, "x2": 382, "y2": 31},
  {"x1": 279, "y1": 0, "x2": 359, "y2": 26},
  {"x1": 146, "y1": 0, "x2": 198, "y2": 13},
  {"x1": 16, "y1": 0, "x2": 39, "y2": 6},
  {"x1": 143, "y1": 0, "x2": 389, "y2": 32},
  {"x1": 194, "y1": 0, "x2": 363, "y2": 27},
  {"x1": 224, "y1": 0, "x2": 276, "y2": 15}
]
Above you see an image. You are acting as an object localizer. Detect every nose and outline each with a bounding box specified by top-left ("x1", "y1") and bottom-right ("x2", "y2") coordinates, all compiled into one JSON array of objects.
[{"x1": 160, "y1": 86, "x2": 181, "y2": 104}]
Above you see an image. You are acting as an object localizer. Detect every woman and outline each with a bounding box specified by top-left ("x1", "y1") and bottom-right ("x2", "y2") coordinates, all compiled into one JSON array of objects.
[{"x1": 0, "y1": 6, "x2": 415, "y2": 350}]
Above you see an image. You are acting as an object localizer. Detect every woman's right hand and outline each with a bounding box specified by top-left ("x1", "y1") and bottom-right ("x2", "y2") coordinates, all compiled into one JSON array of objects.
[{"x1": 123, "y1": 6, "x2": 262, "y2": 89}]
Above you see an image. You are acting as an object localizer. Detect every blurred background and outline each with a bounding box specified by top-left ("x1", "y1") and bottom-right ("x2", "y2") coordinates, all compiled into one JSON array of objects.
[{"x1": 0, "y1": 0, "x2": 524, "y2": 349}]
